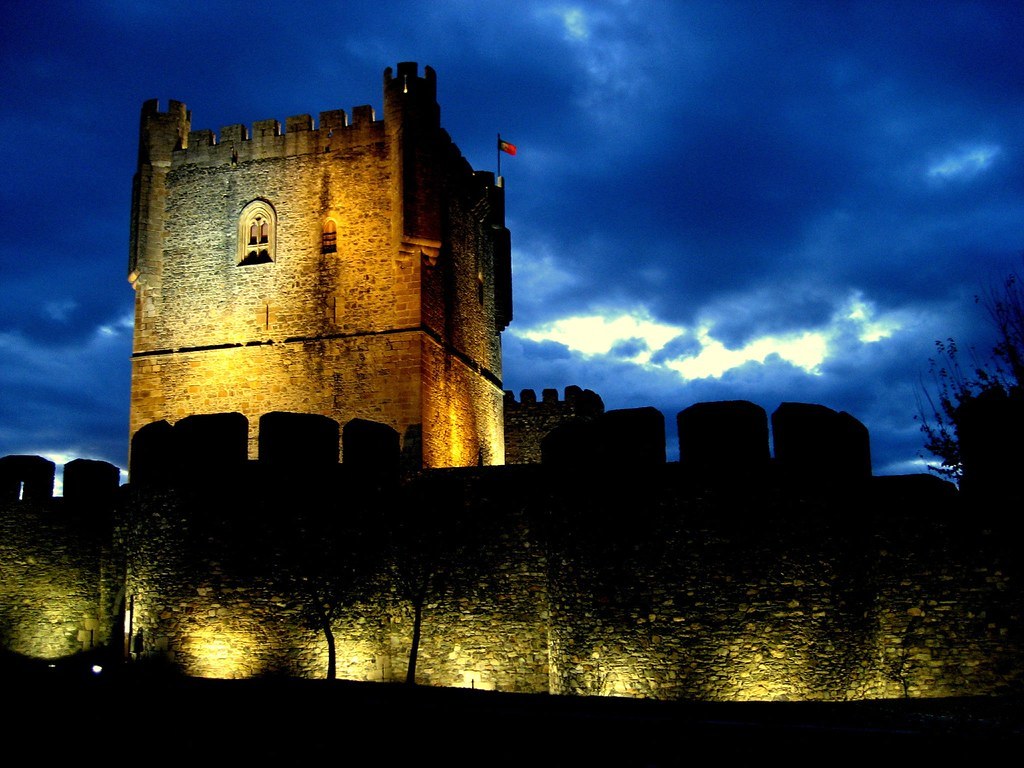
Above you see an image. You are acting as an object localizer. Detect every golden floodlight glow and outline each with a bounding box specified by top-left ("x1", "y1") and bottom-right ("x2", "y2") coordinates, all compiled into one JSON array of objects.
[
  {"x1": 181, "y1": 626, "x2": 258, "y2": 679},
  {"x1": 177, "y1": 349, "x2": 261, "y2": 458},
  {"x1": 11, "y1": 579, "x2": 91, "y2": 660},
  {"x1": 322, "y1": 638, "x2": 381, "y2": 682},
  {"x1": 447, "y1": 400, "x2": 468, "y2": 466},
  {"x1": 707, "y1": 634, "x2": 817, "y2": 702},
  {"x1": 458, "y1": 669, "x2": 494, "y2": 690},
  {"x1": 598, "y1": 667, "x2": 630, "y2": 697}
]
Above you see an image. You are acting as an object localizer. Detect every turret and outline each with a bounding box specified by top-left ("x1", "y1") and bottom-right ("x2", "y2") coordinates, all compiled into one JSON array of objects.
[
  {"x1": 136, "y1": 99, "x2": 191, "y2": 166},
  {"x1": 384, "y1": 63, "x2": 442, "y2": 244},
  {"x1": 128, "y1": 100, "x2": 190, "y2": 286}
]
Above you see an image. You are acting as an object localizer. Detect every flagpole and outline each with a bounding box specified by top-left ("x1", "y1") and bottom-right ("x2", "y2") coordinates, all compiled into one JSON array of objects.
[{"x1": 497, "y1": 133, "x2": 502, "y2": 178}]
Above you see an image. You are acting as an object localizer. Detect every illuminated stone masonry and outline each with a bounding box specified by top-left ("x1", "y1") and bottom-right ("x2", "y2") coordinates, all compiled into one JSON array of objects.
[
  {"x1": 128, "y1": 62, "x2": 511, "y2": 470},
  {"x1": 1, "y1": 403, "x2": 1021, "y2": 701},
  {"x1": 2, "y1": 63, "x2": 1021, "y2": 702}
]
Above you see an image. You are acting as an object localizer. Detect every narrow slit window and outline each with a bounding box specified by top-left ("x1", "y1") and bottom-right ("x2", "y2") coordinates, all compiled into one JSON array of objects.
[{"x1": 322, "y1": 219, "x2": 337, "y2": 254}]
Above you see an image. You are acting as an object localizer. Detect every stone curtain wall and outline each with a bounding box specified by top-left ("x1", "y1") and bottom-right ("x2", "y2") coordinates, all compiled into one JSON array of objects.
[
  {"x1": 544, "y1": 473, "x2": 1021, "y2": 700},
  {"x1": 120, "y1": 469, "x2": 550, "y2": 687},
  {"x1": 0, "y1": 457, "x2": 121, "y2": 661},
  {"x1": 2, "y1": 454, "x2": 1020, "y2": 699},
  {"x1": 121, "y1": 486, "x2": 330, "y2": 679},
  {"x1": 381, "y1": 469, "x2": 550, "y2": 692},
  {"x1": 0, "y1": 499, "x2": 108, "y2": 660},
  {"x1": 114, "y1": 466, "x2": 1021, "y2": 698},
  {"x1": 504, "y1": 387, "x2": 605, "y2": 464}
]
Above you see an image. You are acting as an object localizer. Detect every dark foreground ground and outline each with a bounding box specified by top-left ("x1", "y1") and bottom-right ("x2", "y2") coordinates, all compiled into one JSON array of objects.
[{"x1": 6, "y1": 657, "x2": 1021, "y2": 764}]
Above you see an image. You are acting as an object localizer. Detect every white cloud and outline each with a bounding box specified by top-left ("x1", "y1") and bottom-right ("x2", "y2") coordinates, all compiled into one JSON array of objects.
[
  {"x1": 97, "y1": 312, "x2": 135, "y2": 338},
  {"x1": 560, "y1": 7, "x2": 589, "y2": 40},
  {"x1": 513, "y1": 292, "x2": 905, "y2": 381},
  {"x1": 845, "y1": 294, "x2": 900, "y2": 343},
  {"x1": 536, "y1": 4, "x2": 591, "y2": 40},
  {"x1": 927, "y1": 144, "x2": 1000, "y2": 179},
  {"x1": 520, "y1": 310, "x2": 679, "y2": 362},
  {"x1": 534, "y1": 1, "x2": 673, "y2": 122},
  {"x1": 666, "y1": 327, "x2": 829, "y2": 378}
]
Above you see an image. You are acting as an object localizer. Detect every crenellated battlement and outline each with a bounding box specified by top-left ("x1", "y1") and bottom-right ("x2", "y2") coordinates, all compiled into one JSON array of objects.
[
  {"x1": 0, "y1": 454, "x2": 120, "y2": 507},
  {"x1": 158, "y1": 101, "x2": 383, "y2": 168},
  {"x1": 137, "y1": 99, "x2": 190, "y2": 165},
  {"x1": 384, "y1": 61, "x2": 437, "y2": 96},
  {"x1": 136, "y1": 62, "x2": 445, "y2": 170},
  {"x1": 503, "y1": 386, "x2": 605, "y2": 464},
  {"x1": 504, "y1": 385, "x2": 604, "y2": 409}
]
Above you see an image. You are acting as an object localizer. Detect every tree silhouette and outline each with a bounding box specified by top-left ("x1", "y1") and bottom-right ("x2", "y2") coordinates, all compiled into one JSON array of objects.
[
  {"x1": 918, "y1": 266, "x2": 1024, "y2": 481},
  {"x1": 271, "y1": 502, "x2": 379, "y2": 680},
  {"x1": 384, "y1": 475, "x2": 479, "y2": 685}
]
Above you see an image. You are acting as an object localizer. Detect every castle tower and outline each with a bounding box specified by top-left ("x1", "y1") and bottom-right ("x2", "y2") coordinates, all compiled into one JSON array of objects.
[{"x1": 128, "y1": 63, "x2": 512, "y2": 471}]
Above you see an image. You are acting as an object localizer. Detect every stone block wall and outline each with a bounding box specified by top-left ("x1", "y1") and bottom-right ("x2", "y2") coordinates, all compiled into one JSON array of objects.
[
  {"x1": 503, "y1": 386, "x2": 604, "y2": 464},
  {"x1": 542, "y1": 472, "x2": 1020, "y2": 701},
  {"x1": 1, "y1": 454, "x2": 1020, "y2": 701},
  {"x1": 0, "y1": 500, "x2": 114, "y2": 660},
  {"x1": 0, "y1": 455, "x2": 56, "y2": 502},
  {"x1": 131, "y1": 336, "x2": 425, "y2": 463},
  {"x1": 120, "y1": 469, "x2": 550, "y2": 688},
  {"x1": 422, "y1": 337, "x2": 506, "y2": 467},
  {"x1": 129, "y1": 64, "x2": 508, "y2": 472}
]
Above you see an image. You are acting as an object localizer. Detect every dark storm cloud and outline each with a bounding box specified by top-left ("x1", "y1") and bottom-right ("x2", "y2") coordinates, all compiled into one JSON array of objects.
[
  {"x1": 518, "y1": 338, "x2": 574, "y2": 362},
  {"x1": 0, "y1": 325, "x2": 131, "y2": 469},
  {"x1": 701, "y1": 288, "x2": 837, "y2": 350},
  {"x1": 506, "y1": 1, "x2": 1024, "y2": 329},
  {"x1": 650, "y1": 335, "x2": 702, "y2": 365},
  {"x1": 609, "y1": 337, "x2": 649, "y2": 359},
  {"x1": 1, "y1": 1, "x2": 1022, "y2": 478}
]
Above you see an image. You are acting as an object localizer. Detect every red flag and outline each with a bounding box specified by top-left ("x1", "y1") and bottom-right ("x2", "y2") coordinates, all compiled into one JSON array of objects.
[{"x1": 499, "y1": 139, "x2": 517, "y2": 156}]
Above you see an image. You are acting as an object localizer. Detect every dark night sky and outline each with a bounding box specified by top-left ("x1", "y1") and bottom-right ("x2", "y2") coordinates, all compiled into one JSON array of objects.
[{"x1": 2, "y1": 1, "x2": 1022, "y2": 486}]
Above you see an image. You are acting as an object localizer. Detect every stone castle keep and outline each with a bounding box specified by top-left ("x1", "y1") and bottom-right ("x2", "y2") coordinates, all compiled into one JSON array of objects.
[
  {"x1": 129, "y1": 62, "x2": 511, "y2": 469},
  {"x1": 1, "y1": 63, "x2": 1021, "y2": 701}
]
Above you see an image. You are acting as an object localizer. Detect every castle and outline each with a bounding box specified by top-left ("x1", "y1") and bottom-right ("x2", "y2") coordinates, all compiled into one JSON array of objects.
[
  {"x1": 128, "y1": 62, "x2": 510, "y2": 470},
  {"x1": 1, "y1": 64, "x2": 1021, "y2": 702}
]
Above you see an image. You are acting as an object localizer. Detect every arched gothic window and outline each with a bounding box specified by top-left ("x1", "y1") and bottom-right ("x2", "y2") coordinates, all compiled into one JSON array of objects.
[
  {"x1": 238, "y1": 200, "x2": 276, "y2": 265},
  {"x1": 321, "y1": 219, "x2": 337, "y2": 254}
]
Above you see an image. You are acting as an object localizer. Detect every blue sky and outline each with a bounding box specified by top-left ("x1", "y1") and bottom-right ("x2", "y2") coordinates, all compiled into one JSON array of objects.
[{"x1": 2, "y1": 1, "x2": 1022, "y2": 483}]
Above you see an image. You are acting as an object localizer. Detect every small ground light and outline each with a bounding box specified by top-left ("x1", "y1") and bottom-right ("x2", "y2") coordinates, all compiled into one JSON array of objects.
[{"x1": 91, "y1": 665, "x2": 102, "y2": 674}]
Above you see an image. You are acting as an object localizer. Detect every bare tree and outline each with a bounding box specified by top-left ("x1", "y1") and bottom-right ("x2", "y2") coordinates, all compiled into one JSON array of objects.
[
  {"x1": 918, "y1": 266, "x2": 1024, "y2": 481},
  {"x1": 882, "y1": 613, "x2": 923, "y2": 698},
  {"x1": 384, "y1": 475, "x2": 479, "y2": 685},
  {"x1": 272, "y1": 504, "x2": 378, "y2": 680}
]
